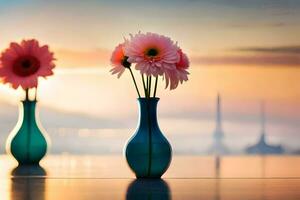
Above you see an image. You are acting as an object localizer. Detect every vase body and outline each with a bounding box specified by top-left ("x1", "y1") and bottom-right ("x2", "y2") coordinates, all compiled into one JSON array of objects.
[
  {"x1": 7, "y1": 100, "x2": 48, "y2": 165},
  {"x1": 125, "y1": 98, "x2": 172, "y2": 178}
]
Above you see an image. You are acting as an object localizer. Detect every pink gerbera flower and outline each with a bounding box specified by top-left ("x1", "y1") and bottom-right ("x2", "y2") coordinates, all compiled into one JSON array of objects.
[
  {"x1": 125, "y1": 32, "x2": 179, "y2": 76},
  {"x1": 165, "y1": 49, "x2": 190, "y2": 90},
  {"x1": 110, "y1": 42, "x2": 131, "y2": 78},
  {"x1": 0, "y1": 39, "x2": 55, "y2": 89}
]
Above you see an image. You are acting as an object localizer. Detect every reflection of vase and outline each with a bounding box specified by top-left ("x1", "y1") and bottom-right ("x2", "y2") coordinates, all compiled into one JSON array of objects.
[
  {"x1": 6, "y1": 100, "x2": 48, "y2": 165},
  {"x1": 125, "y1": 98, "x2": 172, "y2": 178},
  {"x1": 126, "y1": 179, "x2": 171, "y2": 200},
  {"x1": 11, "y1": 165, "x2": 46, "y2": 200}
]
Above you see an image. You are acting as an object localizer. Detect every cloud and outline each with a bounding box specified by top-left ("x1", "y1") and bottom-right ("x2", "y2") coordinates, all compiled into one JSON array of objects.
[
  {"x1": 227, "y1": 22, "x2": 288, "y2": 28},
  {"x1": 54, "y1": 46, "x2": 300, "y2": 68},
  {"x1": 55, "y1": 48, "x2": 110, "y2": 68},
  {"x1": 235, "y1": 46, "x2": 300, "y2": 54},
  {"x1": 192, "y1": 54, "x2": 300, "y2": 66},
  {"x1": 193, "y1": 45, "x2": 300, "y2": 67}
]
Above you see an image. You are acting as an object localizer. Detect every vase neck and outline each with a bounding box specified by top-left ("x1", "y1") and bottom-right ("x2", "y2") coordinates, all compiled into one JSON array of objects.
[
  {"x1": 137, "y1": 98, "x2": 160, "y2": 130},
  {"x1": 21, "y1": 100, "x2": 37, "y2": 124}
]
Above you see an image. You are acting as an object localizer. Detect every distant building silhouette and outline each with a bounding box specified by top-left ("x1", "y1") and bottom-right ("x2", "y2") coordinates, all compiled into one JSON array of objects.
[
  {"x1": 246, "y1": 102, "x2": 284, "y2": 154},
  {"x1": 207, "y1": 94, "x2": 230, "y2": 155},
  {"x1": 292, "y1": 149, "x2": 300, "y2": 155}
]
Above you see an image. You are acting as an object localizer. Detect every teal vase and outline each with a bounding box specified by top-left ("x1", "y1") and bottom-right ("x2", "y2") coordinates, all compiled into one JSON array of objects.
[
  {"x1": 6, "y1": 100, "x2": 48, "y2": 165},
  {"x1": 125, "y1": 98, "x2": 172, "y2": 178}
]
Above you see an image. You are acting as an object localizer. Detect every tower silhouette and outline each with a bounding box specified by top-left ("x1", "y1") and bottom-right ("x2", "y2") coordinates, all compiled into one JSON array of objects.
[
  {"x1": 246, "y1": 101, "x2": 284, "y2": 154},
  {"x1": 207, "y1": 93, "x2": 229, "y2": 155},
  {"x1": 258, "y1": 102, "x2": 267, "y2": 145}
]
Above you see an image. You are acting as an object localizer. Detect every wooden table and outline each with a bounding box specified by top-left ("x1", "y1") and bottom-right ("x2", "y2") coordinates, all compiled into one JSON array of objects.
[{"x1": 1, "y1": 155, "x2": 300, "y2": 199}]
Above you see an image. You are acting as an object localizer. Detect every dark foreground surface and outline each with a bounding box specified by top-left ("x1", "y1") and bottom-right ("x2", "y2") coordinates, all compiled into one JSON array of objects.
[{"x1": 0, "y1": 155, "x2": 300, "y2": 200}]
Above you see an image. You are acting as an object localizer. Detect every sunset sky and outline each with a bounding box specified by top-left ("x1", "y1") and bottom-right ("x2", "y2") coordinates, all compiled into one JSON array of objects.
[{"x1": 0, "y1": 0, "x2": 300, "y2": 153}]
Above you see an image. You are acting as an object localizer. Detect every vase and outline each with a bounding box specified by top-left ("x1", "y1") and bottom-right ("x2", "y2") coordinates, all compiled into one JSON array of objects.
[
  {"x1": 6, "y1": 100, "x2": 48, "y2": 165},
  {"x1": 125, "y1": 98, "x2": 172, "y2": 178}
]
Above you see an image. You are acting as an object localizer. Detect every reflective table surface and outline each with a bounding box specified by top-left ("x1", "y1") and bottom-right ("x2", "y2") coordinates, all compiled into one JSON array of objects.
[{"x1": 1, "y1": 155, "x2": 300, "y2": 199}]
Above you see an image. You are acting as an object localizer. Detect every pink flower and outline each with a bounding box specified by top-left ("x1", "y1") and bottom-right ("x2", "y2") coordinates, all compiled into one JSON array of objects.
[
  {"x1": 110, "y1": 42, "x2": 131, "y2": 78},
  {"x1": 165, "y1": 49, "x2": 190, "y2": 90},
  {"x1": 125, "y1": 32, "x2": 179, "y2": 76},
  {"x1": 0, "y1": 39, "x2": 55, "y2": 89},
  {"x1": 175, "y1": 49, "x2": 189, "y2": 83}
]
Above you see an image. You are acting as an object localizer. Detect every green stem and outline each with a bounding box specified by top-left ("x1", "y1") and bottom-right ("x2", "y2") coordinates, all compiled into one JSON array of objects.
[
  {"x1": 129, "y1": 68, "x2": 141, "y2": 98},
  {"x1": 146, "y1": 76, "x2": 149, "y2": 98},
  {"x1": 25, "y1": 88, "x2": 31, "y2": 161},
  {"x1": 142, "y1": 74, "x2": 147, "y2": 98},
  {"x1": 148, "y1": 76, "x2": 152, "y2": 97},
  {"x1": 153, "y1": 76, "x2": 158, "y2": 98},
  {"x1": 34, "y1": 87, "x2": 38, "y2": 101},
  {"x1": 25, "y1": 89, "x2": 29, "y2": 101}
]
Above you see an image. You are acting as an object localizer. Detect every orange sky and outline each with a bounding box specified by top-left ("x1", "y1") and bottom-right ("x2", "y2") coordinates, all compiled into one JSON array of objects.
[{"x1": 0, "y1": 0, "x2": 299, "y2": 142}]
